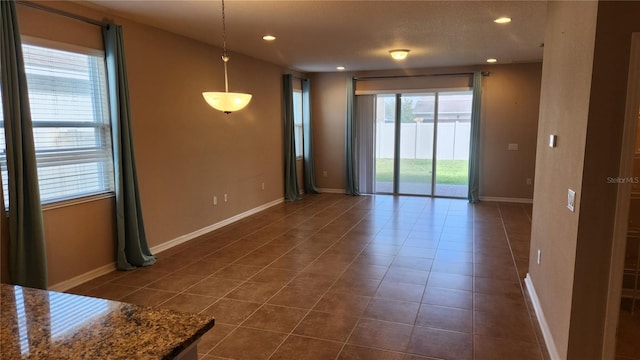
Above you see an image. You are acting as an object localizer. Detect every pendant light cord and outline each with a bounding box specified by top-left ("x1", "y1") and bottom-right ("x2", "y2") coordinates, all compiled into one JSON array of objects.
[{"x1": 221, "y1": 0, "x2": 229, "y2": 92}]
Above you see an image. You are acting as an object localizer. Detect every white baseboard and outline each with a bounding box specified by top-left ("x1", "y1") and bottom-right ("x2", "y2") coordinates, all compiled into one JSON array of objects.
[
  {"x1": 479, "y1": 196, "x2": 533, "y2": 204},
  {"x1": 48, "y1": 198, "x2": 284, "y2": 292},
  {"x1": 525, "y1": 274, "x2": 561, "y2": 360},
  {"x1": 318, "y1": 188, "x2": 345, "y2": 194},
  {"x1": 150, "y1": 197, "x2": 284, "y2": 254},
  {"x1": 49, "y1": 262, "x2": 117, "y2": 292}
]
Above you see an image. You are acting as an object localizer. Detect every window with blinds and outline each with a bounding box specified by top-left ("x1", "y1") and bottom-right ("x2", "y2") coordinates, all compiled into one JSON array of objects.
[{"x1": 0, "y1": 43, "x2": 114, "y2": 207}]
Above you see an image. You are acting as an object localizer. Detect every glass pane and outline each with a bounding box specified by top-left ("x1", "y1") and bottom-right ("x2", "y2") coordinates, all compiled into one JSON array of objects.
[
  {"x1": 434, "y1": 91, "x2": 472, "y2": 197},
  {"x1": 398, "y1": 94, "x2": 435, "y2": 195},
  {"x1": 374, "y1": 94, "x2": 396, "y2": 193},
  {"x1": 293, "y1": 91, "x2": 303, "y2": 157}
]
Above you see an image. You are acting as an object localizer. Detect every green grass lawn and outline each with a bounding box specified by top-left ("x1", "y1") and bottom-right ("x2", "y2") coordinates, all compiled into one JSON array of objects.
[{"x1": 375, "y1": 158, "x2": 469, "y2": 185}]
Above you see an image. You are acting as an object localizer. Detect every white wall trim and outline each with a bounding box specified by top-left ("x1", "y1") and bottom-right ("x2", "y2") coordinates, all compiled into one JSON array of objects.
[
  {"x1": 49, "y1": 262, "x2": 116, "y2": 292},
  {"x1": 525, "y1": 274, "x2": 562, "y2": 360},
  {"x1": 48, "y1": 198, "x2": 284, "y2": 292},
  {"x1": 479, "y1": 196, "x2": 533, "y2": 204},
  {"x1": 150, "y1": 198, "x2": 284, "y2": 254},
  {"x1": 318, "y1": 188, "x2": 345, "y2": 194}
]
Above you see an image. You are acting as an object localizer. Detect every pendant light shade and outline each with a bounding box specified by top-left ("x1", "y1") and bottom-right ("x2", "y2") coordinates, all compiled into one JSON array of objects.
[
  {"x1": 202, "y1": 91, "x2": 252, "y2": 114},
  {"x1": 202, "y1": 0, "x2": 251, "y2": 114}
]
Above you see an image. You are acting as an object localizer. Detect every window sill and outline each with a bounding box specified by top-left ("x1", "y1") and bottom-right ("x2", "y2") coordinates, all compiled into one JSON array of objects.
[{"x1": 42, "y1": 193, "x2": 115, "y2": 211}]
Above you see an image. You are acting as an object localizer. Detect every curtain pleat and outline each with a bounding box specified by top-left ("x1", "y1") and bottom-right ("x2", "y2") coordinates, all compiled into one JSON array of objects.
[
  {"x1": 345, "y1": 77, "x2": 360, "y2": 195},
  {"x1": 283, "y1": 74, "x2": 300, "y2": 201},
  {"x1": 302, "y1": 79, "x2": 319, "y2": 194},
  {"x1": 1, "y1": 0, "x2": 48, "y2": 289},
  {"x1": 103, "y1": 24, "x2": 155, "y2": 270},
  {"x1": 468, "y1": 72, "x2": 482, "y2": 203}
]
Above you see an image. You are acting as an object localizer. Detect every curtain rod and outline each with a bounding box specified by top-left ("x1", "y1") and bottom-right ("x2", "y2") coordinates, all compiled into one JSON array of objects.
[
  {"x1": 354, "y1": 71, "x2": 489, "y2": 81},
  {"x1": 17, "y1": 0, "x2": 109, "y2": 28}
]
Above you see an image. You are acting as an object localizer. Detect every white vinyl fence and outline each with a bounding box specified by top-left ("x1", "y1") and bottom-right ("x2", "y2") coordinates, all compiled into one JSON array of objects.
[{"x1": 375, "y1": 121, "x2": 471, "y2": 160}]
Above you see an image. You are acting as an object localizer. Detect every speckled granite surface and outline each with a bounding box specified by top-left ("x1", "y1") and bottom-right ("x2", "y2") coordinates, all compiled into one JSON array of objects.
[{"x1": 0, "y1": 284, "x2": 215, "y2": 359}]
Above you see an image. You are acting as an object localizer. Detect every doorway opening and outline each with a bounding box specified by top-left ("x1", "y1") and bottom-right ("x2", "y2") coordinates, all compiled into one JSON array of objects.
[{"x1": 373, "y1": 91, "x2": 472, "y2": 198}]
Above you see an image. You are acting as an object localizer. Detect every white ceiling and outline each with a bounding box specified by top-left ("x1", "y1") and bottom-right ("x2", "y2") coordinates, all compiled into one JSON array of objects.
[{"x1": 82, "y1": 0, "x2": 547, "y2": 73}]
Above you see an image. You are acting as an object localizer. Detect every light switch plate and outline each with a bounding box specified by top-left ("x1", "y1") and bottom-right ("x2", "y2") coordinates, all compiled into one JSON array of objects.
[
  {"x1": 549, "y1": 134, "x2": 557, "y2": 148},
  {"x1": 508, "y1": 143, "x2": 519, "y2": 151},
  {"x1": 567, "y1": 189, "x2": 576, "y2": 212}
]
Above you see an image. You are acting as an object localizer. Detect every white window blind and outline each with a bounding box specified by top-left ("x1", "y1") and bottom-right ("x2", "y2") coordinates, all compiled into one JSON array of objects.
[
  {"x1": 293, "y1": 90, "x2": 303, "y2": 158},
  {"x1": 0, "y1": 43, "x2": 114, "y2": 206}
]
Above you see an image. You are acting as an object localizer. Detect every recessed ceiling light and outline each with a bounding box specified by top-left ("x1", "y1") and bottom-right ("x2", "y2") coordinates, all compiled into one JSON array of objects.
[
  {"x1": 494, "y1": 17, "x2": 511, "y2": 24},
  {"x1": 389, "y1": 49, "x2": 410, "y2": 60},
  {"x1": 262, "y1": 35, "x2": 276, "y2": 41},
  {"x1": 486, "y1": 58, "x2": 498, "y2": 63},
  {"x1": 337, "y1": 66, "x2": 345, "y2": 71}
]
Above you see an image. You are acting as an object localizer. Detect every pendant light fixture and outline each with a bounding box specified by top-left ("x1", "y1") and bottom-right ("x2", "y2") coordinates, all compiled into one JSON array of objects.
[{"x1": 202, "y1": 0, "x2": 252, "y2": 114}]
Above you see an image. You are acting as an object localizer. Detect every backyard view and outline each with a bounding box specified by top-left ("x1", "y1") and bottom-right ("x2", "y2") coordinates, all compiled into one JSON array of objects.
[{"x1": 374, "y1": 91, "x2": 472, "y2": 197}]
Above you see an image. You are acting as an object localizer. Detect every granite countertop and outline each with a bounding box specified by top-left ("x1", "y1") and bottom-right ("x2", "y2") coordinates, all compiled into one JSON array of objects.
[{"x1": 0, "y1": 284, "x2": 215, "y2": 359}]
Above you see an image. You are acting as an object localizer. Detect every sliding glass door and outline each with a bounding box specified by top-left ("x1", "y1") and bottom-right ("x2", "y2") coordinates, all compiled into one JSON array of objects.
[{"x1": 374, "y1": 90, "x2": 472, "y2": 198}]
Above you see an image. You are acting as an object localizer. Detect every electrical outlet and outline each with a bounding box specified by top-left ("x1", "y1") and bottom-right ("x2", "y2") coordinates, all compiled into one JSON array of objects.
[
  {"x1": 261, "y1": 182, "x2": 265, "y2": 190},
  {"x1": 537, "y1": 249, "x2": 542, "y2": 265},
  {"x1": 526, "y1": 178, "x2": 532, "y2": 185},
  {"x1": 224, "y1": 194, "x2": 228, "y2": 202},
  {"x1": 323, "y1": 170, "x2": 328, "y2": 177},
  {"x1": 213, "y1": 196, "x2": 217, "y2": 206}
]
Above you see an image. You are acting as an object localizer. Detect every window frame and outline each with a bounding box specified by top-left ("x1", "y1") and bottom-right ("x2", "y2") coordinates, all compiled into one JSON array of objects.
[{"x1": 0, "y1": 37, "x2": 115, "y2": 210}]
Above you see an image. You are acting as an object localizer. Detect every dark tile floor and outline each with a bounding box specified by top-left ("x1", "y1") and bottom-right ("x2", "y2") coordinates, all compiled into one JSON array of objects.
[{"x1": 68, "y1": 194, "x2": 547, "y2": 360}]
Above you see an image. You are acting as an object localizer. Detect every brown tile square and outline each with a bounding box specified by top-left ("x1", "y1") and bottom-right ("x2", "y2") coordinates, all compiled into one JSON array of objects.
[
  {"x1": 431, "y1": 260, "x2": 473, "y2": 276},
  {"x1": 249, "y1": 268, "x2": 299, "y2": 285},
  {"x1": 84, "y1": 283, "x2": 138, "y2": 301},
  {"x1": 313, "y1": 292, "x2": 371, "y2": 316},
  {"x1": 390, "y1": 256, "x2": 434, "y2": 271},
  {"x1": 331, "y1": 277, "x2": 382, "y2": 297},
  {"x1": 426, "y1": 273, "x2": 473, "y2": 291},
  {"x1": 474, "y1": 310, "x2": 538, "y2": 343},
  {"x1": 363, "y1": 298, "x2": 420, "y2": 324},
  {"x1": 293, "y1": 310, "x2": 359, "y2": 341},
  {"x1": 415, "y1": 304, "x2": 472, "y2": 333},
  {"x1": 211, "y1": 327, "x2": 286, "y2": 360},
  {"x1": 184, "y1": 277, "x2": 243, "y2": 298},
  {"x1": 159, "y1": 293, "x2": 217, "y2": 313},
  {"x1": 120, "y1": 288, "x2": 176, "y2": 307},
  {"x1": 348, "y1": 319, "x2": 413, "y2": 352},
  {"x1": 224, "y1": 281, "x2": 283, "y2": 303},
  {"x1": 337, "y1": 345, "x2": 404, "y2": 360},
  {"x1": 473, "y1": 334, "x2": 543, "y2": 360},
  {"x1": 407, "y1": 327, "x2": 472, "y2": 360},
  {"x1": 474, "y1": 277, "x2": 523, "y2": 301},
  {"x1": 374, "y1": 281, "x2": 425, "y2": 302},
  {"x1": 173, "y1": 260, "x2": 228, "y2": 276},
  {"x1": 213, "y1": 264, "x2": 264, "y2": 280},
  {"x1": 422, "y1": 287, "x2": 472, "y2": 310},
  {"x1": 198, "y1": 324, "x2": 236, "y2": 354},
  {"x1": 110, "y1": 269, "x2": 165, "y2": 287},
  {"x1": 201, "y1": 298, "x2": 261, "y2": 325},
  {"x1": 289, "y1": 271, "x2": 337, "y2": 291},
  {"x1": 268, "y1": 286, "x2": 325, "y2": 309},
  {"x1": 242, "y1": 304, "x2": 307, "y2": 333},
  {"x1": 342, "y1": 263, "x2": 390, "y2": 281},
  {"x1": 383, "y1": 268, "x2": 429, "y2": 285},
  {"x1": 145, "y1": 274, "x2": 206, "y2": 292},
  {"x1": 269, "y1": 335, "x2": 343, "y2": 360},
  {"x1": 473, "y1": 292, "x2": 528, "y2": 315}
]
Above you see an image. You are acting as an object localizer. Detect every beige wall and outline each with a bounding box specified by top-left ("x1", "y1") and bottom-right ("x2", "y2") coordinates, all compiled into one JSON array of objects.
[
  {"x1": 528, "y1": 2, "x2": 598, "y2": 358},
  {"x1": 1, "y1": 1, "x2": 286, "y2": 287},
  {"x1": 529, "y1": 1, "x2": 640, "y2": 358},
  {"x1": 310, "y1": 72, "x2": 349, "y2": 190},
  {"x1": 311, "y1": 63, "x2": 542, "y2": 199}
]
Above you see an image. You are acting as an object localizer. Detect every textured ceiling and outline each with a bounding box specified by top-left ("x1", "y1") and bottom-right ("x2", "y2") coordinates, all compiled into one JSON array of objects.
[{"x1": 82, "y1": 0, "x2": 548, "y2": 72}]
